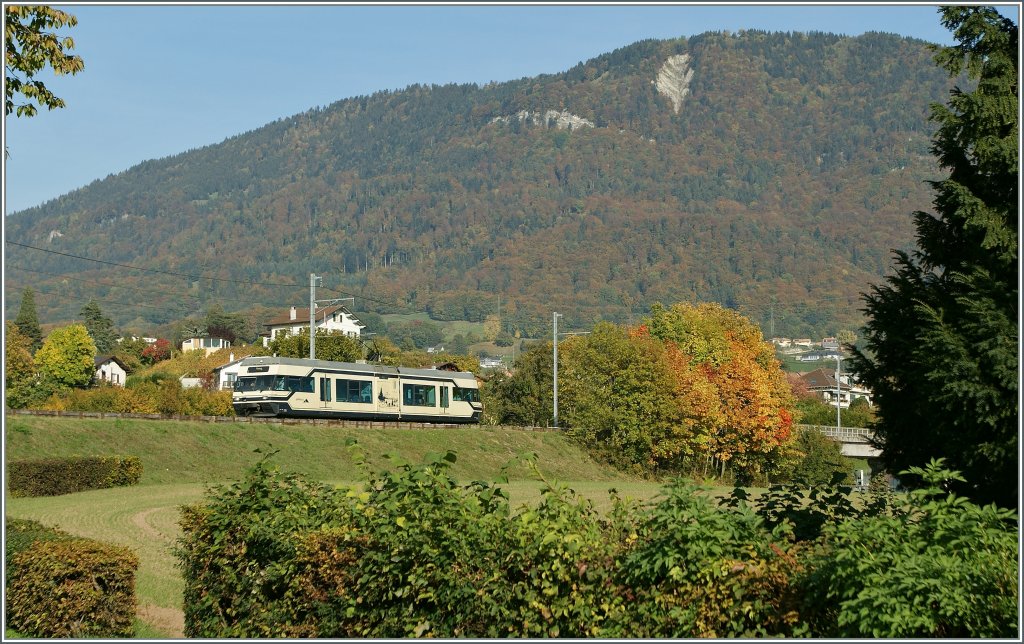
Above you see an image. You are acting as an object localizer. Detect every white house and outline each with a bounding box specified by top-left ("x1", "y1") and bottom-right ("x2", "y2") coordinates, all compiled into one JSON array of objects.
[
  {"x1": 94, "y1": 355, "x2": 128, "y2": 387},
  {"x1": 212, "y1": 354, "x2": 246, "y2": 390},
  {"x1": 799, "y1": 368, "x2": 873, "y2": 408},
  {"x1": 181, "y1": 337, "x2": 232, "y2": 356},
  {"x1": 263, "y1": 305, "x2": 364, "y2": 346}
]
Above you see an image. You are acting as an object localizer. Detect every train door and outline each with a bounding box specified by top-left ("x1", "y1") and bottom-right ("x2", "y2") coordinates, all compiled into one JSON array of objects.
[
  {"x1": 319, "y1": 376, "x2": 332, "y2": 409},
  {"x1": 377, "y1": 375, "x2": 400, "y2": 414},
  {"x1": 440, "y1": 385, "x2": 449, "y2": 417}
]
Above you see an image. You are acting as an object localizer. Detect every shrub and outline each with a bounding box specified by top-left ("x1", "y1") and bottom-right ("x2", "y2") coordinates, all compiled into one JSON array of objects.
[
  {"x1": 5, "y1": 518, "x2": 72, "y2": 560},
  {"x1": 779, "y1": 426, "x2": 853, "y2": 486},
  {"x1": 6, "y1": 538, "x2": 139, "y2": 638},
  {"x1": 796, "y1": 459, "x2": 1019, "y2": 638},
  {"x1": 176, "y1": 454, "x2": 348, "y2": 638},
  {"x1": 7, "y1": 456, "x2": 143, "y2": 497},
  {"x1": 616, "y1": 479, "x2": 803, "y2": 637}
]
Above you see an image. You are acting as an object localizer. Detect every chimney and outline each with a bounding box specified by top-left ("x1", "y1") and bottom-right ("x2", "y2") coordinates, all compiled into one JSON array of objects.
[{"x1": 289, "y1": 306, "x2": 297, "y2": 321}]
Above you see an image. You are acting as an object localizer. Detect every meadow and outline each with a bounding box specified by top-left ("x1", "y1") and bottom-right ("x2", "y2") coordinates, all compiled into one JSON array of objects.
[{"x1": 4, "y1": 415, "x2": 667, "y2": 637}]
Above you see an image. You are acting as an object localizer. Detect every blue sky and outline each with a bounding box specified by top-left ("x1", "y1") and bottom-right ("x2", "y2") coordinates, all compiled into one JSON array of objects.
[{"x1": 3, "y1": 2, "x2": 1019, "y2": 214}]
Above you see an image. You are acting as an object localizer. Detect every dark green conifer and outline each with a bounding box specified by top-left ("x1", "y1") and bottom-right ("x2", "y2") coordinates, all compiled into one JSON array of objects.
[
  {"x1": 13, "y1": 287, "x2": 43, "y2": 353},
  {"x1": 80, "y1": 299, "x2": 119, "y2": 354},
  {"x1": 852, "y1": 7, "x2": 1018, "y2": 508}
]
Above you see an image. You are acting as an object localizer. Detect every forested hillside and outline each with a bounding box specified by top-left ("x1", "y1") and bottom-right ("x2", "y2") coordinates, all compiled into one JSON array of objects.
[{"x1": 4, "y1": 30, "x2": 955, "y2": 338}]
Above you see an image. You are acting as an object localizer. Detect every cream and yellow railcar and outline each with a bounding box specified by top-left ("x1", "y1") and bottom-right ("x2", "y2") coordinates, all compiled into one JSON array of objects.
[{"x1": 232, "y1": 356, "x2": 481, "y2": 423}]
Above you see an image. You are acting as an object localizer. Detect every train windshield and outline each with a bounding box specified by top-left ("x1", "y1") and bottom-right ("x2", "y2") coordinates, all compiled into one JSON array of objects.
[
  {"x1": 452, "y1": 386, "x2": 480, "y2": 403},
  {"x1": 234, "y1": 375, "x2": 314, "y2": 393}
]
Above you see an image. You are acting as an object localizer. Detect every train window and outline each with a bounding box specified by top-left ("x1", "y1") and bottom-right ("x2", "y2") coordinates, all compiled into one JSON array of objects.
[
  {"x1": 403, "y1": 383, "x2": 436, "y2": 407},
  {"x1": 336, "y1": 379, "x2": 373, "y2": 403},
  {"x1": 441, "y1": 386, "x2": 449, "y2": 409},
  {"x1": 453, "y1": 387, "x2": 480, "y2": 403}
]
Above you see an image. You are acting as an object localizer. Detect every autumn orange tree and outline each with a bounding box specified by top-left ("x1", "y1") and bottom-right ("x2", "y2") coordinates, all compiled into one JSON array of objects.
[
  {"x1": 646, "y1": 302, "x2": 795, "y2": 482},
  {"x1": 558, "y1": 302, "x2": 795, "y2": 482}
]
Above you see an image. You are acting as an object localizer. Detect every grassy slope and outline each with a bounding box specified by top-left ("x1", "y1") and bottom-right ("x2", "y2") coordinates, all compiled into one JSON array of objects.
[
  {"x1": 4, "y1": 415, "x2": 627, "y2": 485},
  {"x1": 5, "y1": 414, "x2": 657, "y2": 637}
]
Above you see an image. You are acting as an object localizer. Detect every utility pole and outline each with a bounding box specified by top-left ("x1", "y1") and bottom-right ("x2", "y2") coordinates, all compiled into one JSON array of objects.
[
  {"x1": 552, "y1": 312, "x2": 589, "y2": 429},
  {"x1": 834, "y1": 354, "x2": 842, "y2": 433},
  {"x1": 553, "y1": 312, "x2": 562, "y2": 428},
  {"x1": 309, "y1": 273, "x2": 321, "y2": 359}
]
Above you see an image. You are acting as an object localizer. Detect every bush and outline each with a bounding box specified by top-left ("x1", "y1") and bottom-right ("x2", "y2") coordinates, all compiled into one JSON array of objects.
[
  {"x1": 616, "y1": 479, "x2": 803, "y2": 637},
  {"x1": 5, "y1": 518, "x2": 73, "y2": 560},
  {"x1": 796, "y1": 459, "x2": 1019, "y2": 638},
  {"x1": 177, "y1": 453, "x2": 1017, "y2": 639},
  {"x1": 778, "y1": 426, "x2": 853, "y2": 486},
  {"x1": 7, "y1": 456, "x2": 143, "y2": 497},
  {"x1": 176, "y1": 454, "x2": 348, "y2": 638},
  {"x1": 6, "y1": 538, "x2": 139, "y2": 638}
]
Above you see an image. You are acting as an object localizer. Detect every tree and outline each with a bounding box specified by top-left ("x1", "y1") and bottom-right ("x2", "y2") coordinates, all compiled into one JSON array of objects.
[
  {"x1": 851, "y1": 7, "x2": 1018, "y2": 508},
  {"x1": 34, "y1": 323, "x2": 96, "y2": 390},
  {"x1": 5, "y1": 5, "x2": 85, "y2": 117},
  {"x1": 80, "y1": 299, "x2": 118, "y2": 354},
  {"x1": 13, "y1": 286, "x2": 42, "y2": 353},
  {"x1": 140, "y1": 338, "x2": 172, "y2": 365},
  {"x1": 203, "y1": 304, "x2": 249, "y2": 344},
  {"x1": 481, "y1": 341, "x2": 553, "y2": 427},
  {"x1": 559, "y1": 323, "x2": 688, "y2": 472},
  {"x1": 645, "y1": 302, "x2": 796, "y2": 482},
  {"x1": 5, "y1": 321, "x2": 37, "y2": 408},
  {"x1": 268, "y1": 328, "x2": 364, "y2": 363}
]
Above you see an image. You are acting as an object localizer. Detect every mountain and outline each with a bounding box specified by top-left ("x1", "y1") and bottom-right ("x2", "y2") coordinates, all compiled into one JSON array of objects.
[{"x1": 4, "y1": 30, "x2": 955, "y2": 339}]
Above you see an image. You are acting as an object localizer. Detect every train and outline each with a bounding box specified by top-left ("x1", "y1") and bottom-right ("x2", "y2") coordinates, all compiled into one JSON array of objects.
[{"x1": 231, "y1": 356, "x2": 482, "y2": 423}]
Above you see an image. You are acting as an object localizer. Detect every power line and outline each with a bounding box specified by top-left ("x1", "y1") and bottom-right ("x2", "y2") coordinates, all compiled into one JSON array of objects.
[
  {"x1": 5, "y1": 240, "x2": 419, "y2": 314},
  {"x1": 5, "y1": 240, "x2": 310, "y2": 288},
  {"x1": 5, "y1": 263, "x2": 296, "y2": 309},
  {"x1": 3, "y1": 283, "x2": 190, "y2": 313}
]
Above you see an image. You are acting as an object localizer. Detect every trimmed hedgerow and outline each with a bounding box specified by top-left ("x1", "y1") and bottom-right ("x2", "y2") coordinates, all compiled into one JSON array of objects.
[
  {"x1": 5, "y1": 518, "x2": 74, "y2": 561},
  {"x1": 6, "y1": 536, "x2": 139, "y2": 638},
  {"x1": 7, "y1": 455, "x2": 142, "y2": 497}
]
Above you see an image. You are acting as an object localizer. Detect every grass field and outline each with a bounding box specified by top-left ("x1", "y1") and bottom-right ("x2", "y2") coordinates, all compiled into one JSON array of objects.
[{"x1": 4, "y1": 415, "x2": 667, "y2": 638}]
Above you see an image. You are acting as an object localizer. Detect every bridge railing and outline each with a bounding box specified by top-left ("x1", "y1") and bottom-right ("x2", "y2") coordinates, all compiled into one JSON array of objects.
[{"x1": 798, "y1": 424, "x2": 873, "y2": 443}]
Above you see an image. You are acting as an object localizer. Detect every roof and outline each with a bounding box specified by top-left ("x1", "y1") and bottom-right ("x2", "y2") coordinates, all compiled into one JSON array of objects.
[
  {"x1": 94, "y1": 355, "x2": 129, "y2": 370},
  {"x1": 238, "y1": 355, "x2": 475, "y2": 380},
  {"x1": 800, "y1": 368, "x2": 849, "y2": 391},
  {"x1": 264, "y1": 304, "x2": 365, "y2": 329}
]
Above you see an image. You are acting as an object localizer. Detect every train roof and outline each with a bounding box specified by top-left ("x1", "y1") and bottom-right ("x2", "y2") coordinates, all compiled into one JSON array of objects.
[{"x1": 237, "y1": 355, "x2": 476, "y2": 381}]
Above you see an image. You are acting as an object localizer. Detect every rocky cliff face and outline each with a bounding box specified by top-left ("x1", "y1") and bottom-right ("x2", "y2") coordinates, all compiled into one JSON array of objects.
[
  {"x1": 491, "y1": 109, "x2": 595, "y2": 130},
  {"x1": 655, "y1": 53, "x2": 694, "y2": 114}
]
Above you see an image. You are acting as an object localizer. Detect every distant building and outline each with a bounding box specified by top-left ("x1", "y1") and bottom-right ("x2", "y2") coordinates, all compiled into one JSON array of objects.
[
  {"x1": 793, "y1": 338, "x2": 814, "y2": 348},
  {"x1": 93, "y1": 355, "x2": 128, "y2": 387},
  {"x1": 799, "y1": 368, "x2": 872, "y2": 408},
  {"x1": 179, "y1": 376, "x2": 204, "y2": 389},
  {"x1": 181, "y1": 337, "x2": 231, "y2": 356},
  {"x1": 263, "y1": 305, "x2": 364, "y2": 346},
  {"x1": 821, "y1": 337, "x2": 840, "y2": 350},
  {"x1": 117, "y1": 336, "x2": 157, "y2": 345},
  {"x1": 479, "y1": 357, "x2": 504, "y2": 369},
  {"x1": 212, "y1": 353, "x2": 245, "y2": 390}
]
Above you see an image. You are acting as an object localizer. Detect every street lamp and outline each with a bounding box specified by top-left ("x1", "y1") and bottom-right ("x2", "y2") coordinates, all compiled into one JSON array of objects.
[
  {"x1": 834, "y1": 354, "x2": 842, "y2": 434},
  {"x1": 552, "y1": 312, "x2": 589, "y2": 429},
  {"x1": 553, "y1": 312, "x2": 562, "y2": 428}
]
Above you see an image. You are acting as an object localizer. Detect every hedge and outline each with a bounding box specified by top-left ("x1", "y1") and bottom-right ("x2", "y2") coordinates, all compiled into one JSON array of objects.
[
  {"x1": 7, "y1": 455, "x2": 142, "y2": 497},
  {"x1": 177, "y1": 453, "x2": 1019, "y2": 638},
  {"x1": 5, "y1": 521, "x2": 139, "y2": 638}
]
